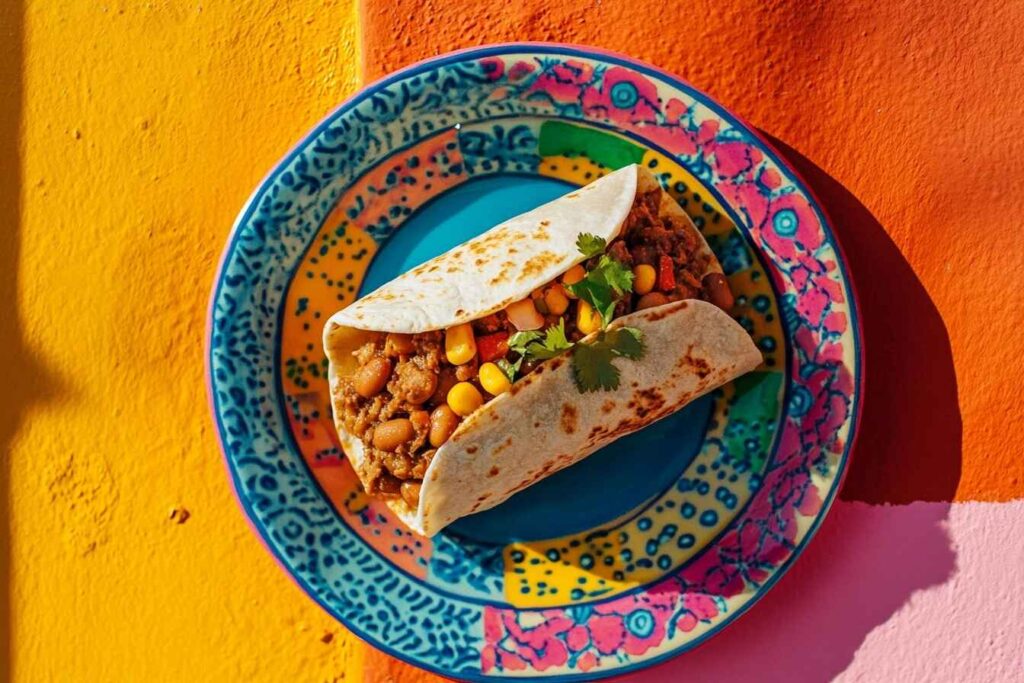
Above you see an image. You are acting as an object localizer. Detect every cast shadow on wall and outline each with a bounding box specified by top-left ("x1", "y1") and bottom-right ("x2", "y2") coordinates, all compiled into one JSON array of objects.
[{"x1": 0, "y1": 2, "x2": 63, "y2": 680}]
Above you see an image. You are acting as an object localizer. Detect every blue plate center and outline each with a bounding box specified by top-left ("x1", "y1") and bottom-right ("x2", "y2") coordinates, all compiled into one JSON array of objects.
[{"x1": 361, "y1": 174, "x2": 712, "y2": 543}]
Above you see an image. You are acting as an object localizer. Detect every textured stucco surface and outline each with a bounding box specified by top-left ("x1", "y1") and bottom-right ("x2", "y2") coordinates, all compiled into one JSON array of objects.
[
  {"x1": 5, "y1": 2, "x2": 365, "y2": 681},
  {"x1": 4, "y1": 1, "x2": 1024, "y2": 681}
]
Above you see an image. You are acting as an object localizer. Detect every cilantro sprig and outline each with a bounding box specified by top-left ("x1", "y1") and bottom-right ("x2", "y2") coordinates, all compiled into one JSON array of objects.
[
  {"x1": 500, "y1": 233, "x2": 647, "y2": 392},
  {"x1": 575, "y1": 233, "x2": 607, "y2": 258},
  {"x1": 566, "y1": 234, "x2": 634, "y2": 323}
]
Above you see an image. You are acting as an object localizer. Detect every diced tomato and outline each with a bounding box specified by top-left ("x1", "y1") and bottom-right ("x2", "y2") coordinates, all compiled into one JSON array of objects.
[
  {"x1": 477, "y1": 331, "x2": 509, "y2": 362},
  {"x1": 657, "y1": 255, "x2": 676, "y2": 292}
]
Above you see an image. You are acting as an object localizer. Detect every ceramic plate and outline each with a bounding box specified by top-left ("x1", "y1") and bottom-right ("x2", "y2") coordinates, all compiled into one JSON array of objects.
[{"x1": 207, "y1": 44, "x2": 862, "y2": 680}]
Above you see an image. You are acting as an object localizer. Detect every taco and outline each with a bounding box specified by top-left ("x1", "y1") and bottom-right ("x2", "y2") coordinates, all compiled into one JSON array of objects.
[{"x1": 324, "y1": 164, "x2": 761, "y2": 536}]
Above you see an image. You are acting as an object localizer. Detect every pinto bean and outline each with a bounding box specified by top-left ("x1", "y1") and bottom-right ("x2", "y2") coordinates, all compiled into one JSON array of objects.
[
  {"x1": 429, "y1": 405, "x2": 460, "y2": 447},
  {"x1": 385, "y1": 333, "x2": 416, "y2": 357},
  {"x1": 372, "y1": 418, "x2": 415, "y2": 451},
  {"x1": 702, "y1": 272, "x2": 735, "y2": 311},
  {"x1": 636, "y1": 292, "x2": 670, "y2": 310},
  {"x1": 353, "y1": 357, "x2": 392, "y2": 398}
]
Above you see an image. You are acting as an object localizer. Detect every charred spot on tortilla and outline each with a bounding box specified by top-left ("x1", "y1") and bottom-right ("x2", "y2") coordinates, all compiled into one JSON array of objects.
[
  {"x1": 548, "y1": 356, "x2": 565, "y2": 371},
  {"x1": 601, "y1": 400, "x2": 616, "y2": 414},
  {"x1": 560, "y1": 404, "x2": 578, "y2": 434},
  {"x1": 466, "y1": 445, "x2": 478, "y2": 454},
  {"x1": 681, "y1": 353, "x2": 712, "y2": 379},
  {"x1": 488, "y1": 466, "x2": 500, "y2": 477},
  {"x1": 518, "y1": 252, "x2": 559, "y2": 281},
  {"x1": 643, "y1": 304, "x2": 678, "y2": 322},
  {"x1": 493, "y1": 436, "x2": 514, "y2": 456},
  {"x1": 631, "y1": 388, "x2": 665, "y2": 419}
]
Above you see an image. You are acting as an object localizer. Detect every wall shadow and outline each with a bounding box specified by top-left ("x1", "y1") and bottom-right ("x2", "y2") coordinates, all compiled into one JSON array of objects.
[
  {"x1": 764, "y1": 135, "x2": 963, "y2": 505},
  {"x1": 0, "y1": 2, "x2": 61, "y2": 679}
]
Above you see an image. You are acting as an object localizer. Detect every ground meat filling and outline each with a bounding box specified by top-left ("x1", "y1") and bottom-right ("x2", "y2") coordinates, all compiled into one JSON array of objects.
[
  {"x1": 607, "y1": 189, "x2": 733, "y2": 316},
  {"x1": 337, "y1": 190, "x2": 734, "y2": 509}
]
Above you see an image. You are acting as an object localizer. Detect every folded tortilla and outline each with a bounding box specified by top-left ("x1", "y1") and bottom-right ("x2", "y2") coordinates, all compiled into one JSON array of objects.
[{"x1": 324, "y1": 164, "x2": 761, "y2": 536}]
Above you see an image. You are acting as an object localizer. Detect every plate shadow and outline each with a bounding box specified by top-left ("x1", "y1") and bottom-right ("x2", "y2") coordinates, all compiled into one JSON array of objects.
[{"x1": 764, "y1": 135, "x2": 963, "y2": 504}]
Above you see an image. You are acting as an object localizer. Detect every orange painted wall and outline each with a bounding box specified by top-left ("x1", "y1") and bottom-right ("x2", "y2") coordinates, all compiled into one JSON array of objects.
[{"x1": 362, "y1": 0, "x2": 1024, "y2": 504}]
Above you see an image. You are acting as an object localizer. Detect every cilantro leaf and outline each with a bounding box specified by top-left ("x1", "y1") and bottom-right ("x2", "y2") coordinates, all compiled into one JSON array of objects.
[
  {"x1": 576, "y1": 233, "x2": 607, "y2": 258},
  {"x1": 567, "y1": 276, "x2": 613, "y2": 324},
  {"x1": 605, "y1": 326, "x2": 646, "y2": 360},
  {"x1": 567, "y1": 255, "x2": 634, "y2": 325},
  {"x1": 599, "y1": 255, "x2": 634, "y2": 296},
  {"x1": 496, "y1": 357, "x2": 522, "y2": 383},
  {"x1": 530, "y1": 319, "x2": 573, "y2": 359},
  {"x1": 508, "y1": 330, "x2": 541, "y2": 355},
  {"x1": 508, "y1": 320, "x2": 575, "y2": 363},
  {"x1": 569, "y1": 327, "x2": 646, "y2": 393},
  {"x1": 571, "y1": 340, "x2": 620, "y2": 392}
]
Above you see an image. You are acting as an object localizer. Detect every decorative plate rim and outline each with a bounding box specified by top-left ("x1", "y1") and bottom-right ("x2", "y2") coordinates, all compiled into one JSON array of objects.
[{"x1": 205, "y1": 41, "x2": 864, "y2": 681}]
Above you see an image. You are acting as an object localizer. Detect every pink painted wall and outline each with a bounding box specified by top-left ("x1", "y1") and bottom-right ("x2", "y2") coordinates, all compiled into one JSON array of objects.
[{"x1": 625, "y1": 501, "x2": 1024, "y2": 682}]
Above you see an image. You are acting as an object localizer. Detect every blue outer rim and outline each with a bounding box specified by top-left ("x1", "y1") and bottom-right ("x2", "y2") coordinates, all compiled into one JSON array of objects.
[{"x1": 207, "y1": 42, "x2": 863, "y2": 682}]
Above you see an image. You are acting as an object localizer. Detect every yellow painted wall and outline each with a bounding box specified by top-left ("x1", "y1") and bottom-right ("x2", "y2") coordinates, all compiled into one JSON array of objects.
[{"x1": 4, "y1": 2, "x2": 371, "y2": 680}]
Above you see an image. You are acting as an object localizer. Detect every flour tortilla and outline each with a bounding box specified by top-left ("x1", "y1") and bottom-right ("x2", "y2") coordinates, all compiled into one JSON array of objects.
[{"x1": 324, "y1": 164, "x2": 760, "y2": 536}]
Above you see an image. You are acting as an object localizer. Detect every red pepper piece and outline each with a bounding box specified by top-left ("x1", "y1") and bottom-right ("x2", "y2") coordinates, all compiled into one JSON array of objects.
[
  {"x1": 657, "y1": 254, "x2": 676, "y2": 292},
  {"x1": 477, "y1": 331, "x2": 509, "y2": 362}
]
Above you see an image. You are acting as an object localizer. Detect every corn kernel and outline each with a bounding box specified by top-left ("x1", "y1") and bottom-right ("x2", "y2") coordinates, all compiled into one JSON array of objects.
[
  {"x1": 576, "y1": 299, "x2": 602, "y2": 335},
  {"x1": 544, "y1": 283, "x2": 570, "y2": 315},
  {"x1": 445, "y1": 323, "x2": 477, "y2": 365},
  {"x1": 447, "y1": 381, "x2": 484, "y2": 416},
  {"x1": 633, "y1": 264, "x2": 657, "y2": 295},
  {"x1": 478, "y1": 362, "x2": 511, "y2": 396},
  {"x1": 562, "y1": 264, "x2": 586, "y2": 290}
]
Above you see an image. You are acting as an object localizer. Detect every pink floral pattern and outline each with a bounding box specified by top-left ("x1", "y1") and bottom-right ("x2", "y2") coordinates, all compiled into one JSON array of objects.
[{"x1": 483, "y1": 584, "x2": 729, "y2": 674}]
